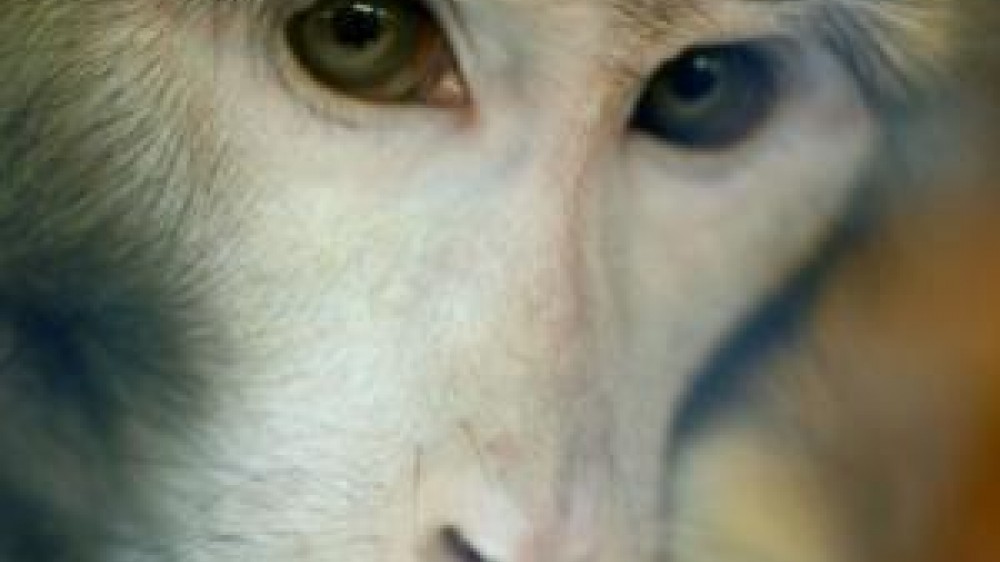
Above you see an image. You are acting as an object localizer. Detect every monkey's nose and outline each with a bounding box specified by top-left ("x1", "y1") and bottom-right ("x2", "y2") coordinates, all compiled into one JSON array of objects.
[
  {"x1": 438, "y1": 526, "x2": 496, "y2": 562},
  {"x1": 421, "y1": 492, "x2": 609, "y2": 562},
  {"x1": 430, "y1": 522, "x2": 570, "y2": 562},
  {"x1": 408, "y1": 429, "x2": 625, "y2": 562},
  {"x1": 421, "y1": 489, "x2": 533, "y2": 562}
]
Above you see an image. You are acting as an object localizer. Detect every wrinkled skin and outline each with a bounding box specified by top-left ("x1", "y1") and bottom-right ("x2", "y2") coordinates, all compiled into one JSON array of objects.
[{"x1": 0, "y1": 0, "x2": 973, "y2": 561}]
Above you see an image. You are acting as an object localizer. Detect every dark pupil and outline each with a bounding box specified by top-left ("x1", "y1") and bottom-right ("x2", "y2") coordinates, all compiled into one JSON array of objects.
[
  {"x1": 670, "y1": 55, "x2": 721, "y2": 102},
  {"x1": 329, "y1": 2, "x2": 386, "y2": 50}
]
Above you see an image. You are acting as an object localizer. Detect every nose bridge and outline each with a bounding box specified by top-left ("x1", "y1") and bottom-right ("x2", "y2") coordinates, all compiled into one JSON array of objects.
[
  {"x1": 479, "y1": 53, "x2": 626, "y2": 456},
  {"x1": 465, "y1": 2, "x2": 628, "y2": 332},
  {"x1": 397, "y1": 40, "x2": 638, "y2": 559},
  {"x1": 402, "y1": 99, "x2": 636, "y2": 562},
  {"x1": 469, "y1": 91, "x2": 619, "y2": 360},
  {"x1": 476, "y1": 130, "x2": 622, "y2": 431}
]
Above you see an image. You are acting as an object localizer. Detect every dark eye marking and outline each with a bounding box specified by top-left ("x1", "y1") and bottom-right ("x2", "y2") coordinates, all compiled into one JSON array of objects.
[{"x1": 668, "y1": 196, "x2": 878, "y2": 454}]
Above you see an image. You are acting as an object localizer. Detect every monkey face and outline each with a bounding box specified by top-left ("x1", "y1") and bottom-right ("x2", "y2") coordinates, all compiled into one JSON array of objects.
[{"x1": 0, "y1": 1, "x2": 962, "y2": 561}]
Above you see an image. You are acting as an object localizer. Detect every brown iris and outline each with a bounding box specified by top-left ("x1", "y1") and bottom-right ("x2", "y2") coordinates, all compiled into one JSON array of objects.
[{"x1": 287, "y1": 0, "x2": 460, "y2": 104}]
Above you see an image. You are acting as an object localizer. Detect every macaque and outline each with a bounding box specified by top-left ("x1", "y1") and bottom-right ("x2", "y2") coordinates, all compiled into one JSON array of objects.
[{"x1": 0, "y1": 1, "x2": 993, "y2": 561}]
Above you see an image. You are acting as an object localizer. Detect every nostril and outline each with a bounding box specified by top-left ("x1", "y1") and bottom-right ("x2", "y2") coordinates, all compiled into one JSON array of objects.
[{"x1": 440, "y1": 526, "x2": 495, "y2": 562}]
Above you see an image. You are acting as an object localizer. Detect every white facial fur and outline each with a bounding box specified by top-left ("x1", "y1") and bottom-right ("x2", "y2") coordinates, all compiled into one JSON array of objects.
[
  {"x1": 6, "y1": 1, "x2": 882, "y2": 560},
  {"x1": 107, "y1": 3, "x2": 882, "y2": 560}
]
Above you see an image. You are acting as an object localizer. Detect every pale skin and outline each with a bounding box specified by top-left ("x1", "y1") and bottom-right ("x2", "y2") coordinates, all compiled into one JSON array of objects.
[{"x1": 0, "y1": 0, "x2": 961, "y2": 561}]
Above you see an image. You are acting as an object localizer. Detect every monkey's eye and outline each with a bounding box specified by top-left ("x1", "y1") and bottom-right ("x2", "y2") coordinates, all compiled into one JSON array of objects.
[
  {"x1": 287, "y1": 0, "x2": 460, "y2": 104},
  {"x1": 633, "y1": 45, "x2": 780, "y2": 149}
]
